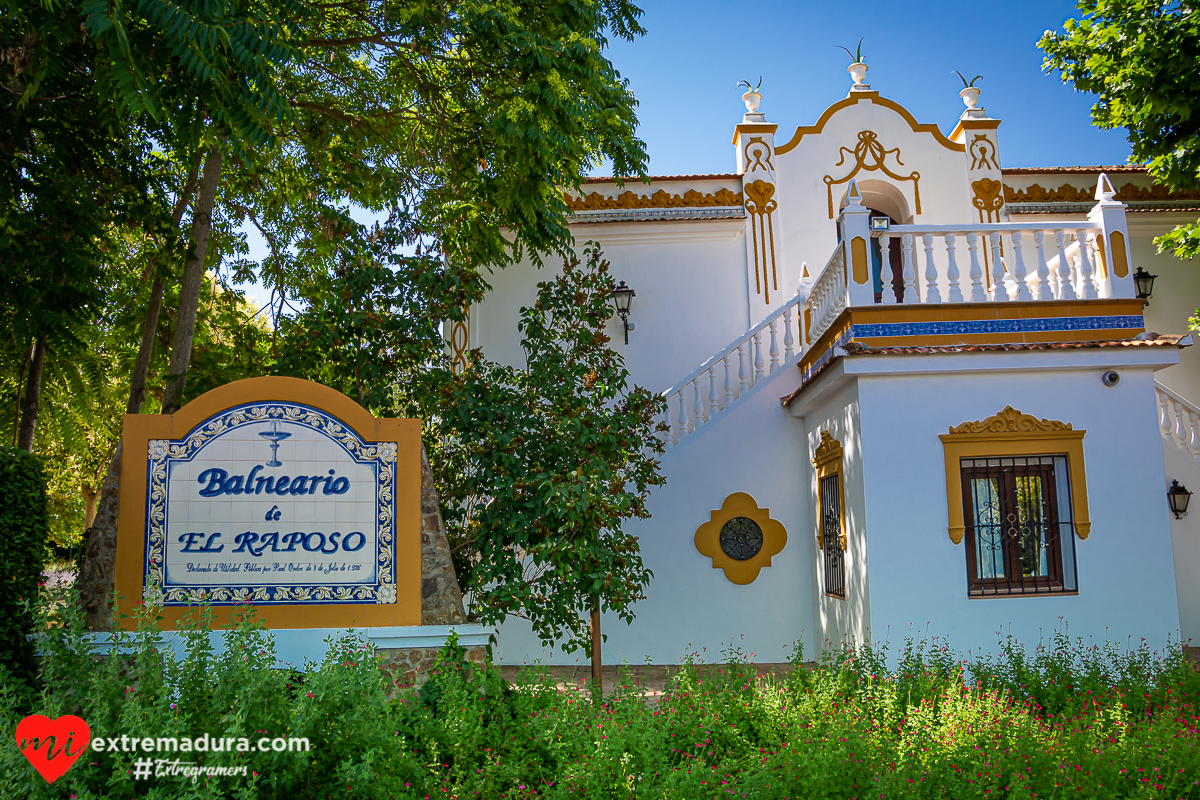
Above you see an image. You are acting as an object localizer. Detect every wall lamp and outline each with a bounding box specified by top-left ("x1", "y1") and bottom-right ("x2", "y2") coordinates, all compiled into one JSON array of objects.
[
  {"x1": 1134, "y1": 266, "x2": 1157, "y2": 305},
  {"x1": 610, "y1": 280, "x2": 635, "y2": 344},
  {"x1": 1168, "y1": 479, "x2": 1192, "y2": 519}
]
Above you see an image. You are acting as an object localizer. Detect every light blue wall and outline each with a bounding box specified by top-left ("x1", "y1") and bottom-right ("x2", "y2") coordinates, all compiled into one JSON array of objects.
[
  {"x1": 493, "y1": 364, "x2": 813, "y2": 666},
  {"x1": 856, "y1": 361, "x2": 1182, "y2": 656}
]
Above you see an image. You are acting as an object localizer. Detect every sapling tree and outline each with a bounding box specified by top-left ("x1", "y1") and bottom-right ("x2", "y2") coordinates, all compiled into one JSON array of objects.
[{"x1": 425, "y1": 245, "x2": 666, "y2": 681}]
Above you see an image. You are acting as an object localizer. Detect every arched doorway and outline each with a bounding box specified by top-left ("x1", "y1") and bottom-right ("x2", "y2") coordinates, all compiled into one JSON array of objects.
[{"x1": 840, "y1": 180, "x2": 912, "y2": 303}]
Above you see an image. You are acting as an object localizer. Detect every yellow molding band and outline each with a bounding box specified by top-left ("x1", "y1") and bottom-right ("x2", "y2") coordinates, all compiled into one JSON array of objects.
[
  {"x1": 948, "y1": 117, "x2": 1002, "y2": 143},
  {"x1": 776, "y1": 94, "x2": 965, "y2": 155},
  {"x1": 731, "y1": 123, "x2": 779, "y2": 146}
]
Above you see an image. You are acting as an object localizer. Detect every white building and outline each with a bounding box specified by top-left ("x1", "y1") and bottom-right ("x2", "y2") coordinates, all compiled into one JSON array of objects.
[{"x1": 466, "y1": 69, "x2": 1200, "y2": 665}]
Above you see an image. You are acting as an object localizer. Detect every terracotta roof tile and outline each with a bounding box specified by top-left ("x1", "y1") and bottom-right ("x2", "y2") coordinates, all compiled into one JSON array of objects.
[
  {"x1": 582, "y1": 173, "x2": 740, "y2": 184},
  {"x1": 1003, "y1": 165, "x2": 1148, "y2": 174}
]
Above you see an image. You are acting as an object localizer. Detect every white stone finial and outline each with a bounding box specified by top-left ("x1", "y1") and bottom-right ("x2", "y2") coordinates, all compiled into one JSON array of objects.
[
  {"x1": 738, "y1": 78, "x2": 765, "y2": 122},
  {"x1": 1095, "y1": 172, "x2": 1117, "y2": 202},
  {"x1": 845, "y1": 178, "x2": 864, "y2": 208},
  {"x1": 840, "y1": 40, "x2": 870, "y2": 92},
  {"x1": 955, "y1": 72, "x2": 987, "y2": 118}
]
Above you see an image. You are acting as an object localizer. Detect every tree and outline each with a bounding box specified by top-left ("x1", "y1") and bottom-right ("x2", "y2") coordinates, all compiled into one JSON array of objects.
[
  {"x1": 75, "y1": 0, "x2": 650, "y2": 629},
  {"x1": 424, "y1": 246, "x2": 666, "y2": 683},
  {"x1": 1040, "y1": 0, "x2": 1200, "y2": 261},
  {"x1": 0, "y1": 0, "x2": 173, "y2": 452}
]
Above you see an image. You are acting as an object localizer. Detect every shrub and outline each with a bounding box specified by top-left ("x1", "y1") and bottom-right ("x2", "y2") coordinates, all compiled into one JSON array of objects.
[
  {"x1": 4, "y1": 596, "x2": 1199, "y2": 799},
  {"x1": 0, "y1": 445, "x2": 48, "y2": 683}
]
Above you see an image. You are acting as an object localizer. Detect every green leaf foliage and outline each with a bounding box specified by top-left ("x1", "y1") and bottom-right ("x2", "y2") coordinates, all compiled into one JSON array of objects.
[
  {"x1": 0, "y1": 446, "x2": 48, "y2": 682},
  {"x1": 425, "y1": 245, "x2": 666, "y2": 655},
  {"x1": 5, "y1": 602, "x2": 1200, "y2": 799},
  {"x1": 1040, "y1": 0, "x2": 1200, "y2": 320},
  {"x1": 1041, "y1": 0, "x2": 1200, "y2": 192}
]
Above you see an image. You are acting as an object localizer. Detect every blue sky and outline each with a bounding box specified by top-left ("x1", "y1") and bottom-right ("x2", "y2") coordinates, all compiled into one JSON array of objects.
[
  {"x1": 236, "y1": 1, "x2": 1129, "y2": 308},
  {"x1": 596, "y1": 0, "x2": 1131, "y2": 176}
]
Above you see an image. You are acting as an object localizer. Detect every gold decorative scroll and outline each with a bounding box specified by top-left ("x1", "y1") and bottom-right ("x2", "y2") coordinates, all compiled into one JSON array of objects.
[
  {"x1": 968, "y1": 135, "x2": 999, "y2": 170},
  {"x1": 972, "y1": 177, "x2": 1005, "y2": 223},
  {"x1": 448, "y1": 310, "x2": 470, "y2": 374},
  {"x1": 1004, "y1": 182, "x2": 1200, "y2": 204},
  {"x1": 939, "y1": 406, "x2": 1089, "y2": 544},
  {"x1": 824, "y1": 130, "x2": 921, "y2": 218},
  {"x1": 742, "y1": 136, "x2": 774, "y2": 174},
  {"x1": 563, "y1": 187, "x2": 743, "y2": 212},
  {"x1": 946, "y1": 405, "x2": 1073, "y2": 435},
  {"x1": 744, "y1": 179, "x2": 779, "y2": 304}
]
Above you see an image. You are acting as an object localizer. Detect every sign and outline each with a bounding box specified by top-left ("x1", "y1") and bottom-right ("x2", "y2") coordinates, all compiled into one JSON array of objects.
[{"x1": 115, "y1": 377, "x2": 421, "y2": 629}]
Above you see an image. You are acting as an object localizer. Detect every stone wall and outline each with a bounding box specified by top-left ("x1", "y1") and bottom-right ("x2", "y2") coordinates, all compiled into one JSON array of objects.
[
  {"x1": 418, "y1": 447, "x2": 467, "y2": 625},
  {"x1": 376, "y1": 445, "x2": 475, "y2": 688},
  {"x1": 378, "y1": 645, "x2": 487, "y2": 689}
]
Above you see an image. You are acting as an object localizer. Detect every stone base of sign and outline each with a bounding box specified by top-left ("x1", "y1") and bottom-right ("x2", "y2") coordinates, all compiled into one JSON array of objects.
[
  {"x1": 377, "y1": 645, "x2": 488, "y2": 689},
  {"x1": 419, "y1": 448, "x2": 468, "y2": 625}
]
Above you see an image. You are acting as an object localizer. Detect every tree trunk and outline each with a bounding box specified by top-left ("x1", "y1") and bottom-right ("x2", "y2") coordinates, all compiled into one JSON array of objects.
[
  {"x1": 15, "y1": 336, "x2": 46, "y2": 451},
  {"x1": 81, "y1": 483, "x2": 99, "y2": 529},
  {"x1": 590, "y1": 596, "x2": 602, "y2": 692},
  {"x1": 78, "y1": 164, "x2": 201, "y2": 631},
  {"x1": 10, "y1": 342, "x2": 29, "y2": 445},
  {"x1": 161, "y1": 145, "x2": 223, "y2": 415}
]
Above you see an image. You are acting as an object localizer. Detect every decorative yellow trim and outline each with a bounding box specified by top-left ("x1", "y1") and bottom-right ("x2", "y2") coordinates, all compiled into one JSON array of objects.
[
  {"x1": 563, "y1": 187, "x2": 743, "y2": 212},
  {"x1": 1006, "y1": 181, "x2": 1200, "y2": 204},
  {"x1": 972, "y1": 177, "x2": 1005, "y2": 223},
  {"x1": 694, "y1": 492, "x2": 788, "y2": 585},
  {"x1": 939, "y1": 406, "x2": 1090, "y2": 545},
  {"x1": 741, "y1": 135, "x2": 775, "y2": 174},
  {"x1": 968, "y1": 135, "x2": 1000, "y2": 171},
  {"x1": 850, "y1": 236, "x2": 868, "y2": 285},
  {"x1": 776, "y1": 94, "x2": 965, "y2": 155},
  {"x1": 824, "y1": 131, "x2": 921, "y2": 218},
  {"x1": 948, "y1": 117, "x2": 1001, "y2": 143},
  {"x1": 811, "y1": 431, "x2": 847, "y2": 551},
  {"x1": 731, "y1": 122, "x2": 778, "y2": 146},
  {"x1": 1110, "y1": 231, "x2": 1129, "y2": 278},
  {"x1": 794, "y1": 299, "x2": 1145, "y2": 379},
  {"x1": 744, "y1": 179, "x2": 779, "y2": 303},
  {"x1": 1095, "y1": 234, "x2": 1108, "y2": 280},
  {"x1": 449, "y1": 308, "x2": 470, "y2": 374},
  {"x1": 115, "y1": 377, "x2": 423, "y2": 630}
]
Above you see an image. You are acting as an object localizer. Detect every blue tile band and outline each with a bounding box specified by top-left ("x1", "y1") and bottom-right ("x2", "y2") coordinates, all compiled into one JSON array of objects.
[{"x1": 849, "y1": 315, "x2": 1144, "y2": 339}]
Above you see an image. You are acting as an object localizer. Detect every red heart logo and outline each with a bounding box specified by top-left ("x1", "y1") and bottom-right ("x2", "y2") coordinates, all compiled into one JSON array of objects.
[{"x1": 15, "y1": 714, "x2": 91, "y2": 784}]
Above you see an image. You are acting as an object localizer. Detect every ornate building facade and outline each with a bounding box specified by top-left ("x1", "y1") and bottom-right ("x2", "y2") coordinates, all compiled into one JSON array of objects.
[{"x1": 470, "y1": 69, "x2": 1200, "y2": 663}]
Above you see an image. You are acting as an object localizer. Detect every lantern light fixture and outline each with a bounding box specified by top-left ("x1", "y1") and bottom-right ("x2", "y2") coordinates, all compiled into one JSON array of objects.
[
  {"x1": 1134, "y1": 266, "x2": 1157, "y2": 304},
  {"x1": 1168, "y1": 479, "x2": 1192, "y2": 519},
  {"x1": 610, "y1": 280, "x2": 635, "y2": 344}
]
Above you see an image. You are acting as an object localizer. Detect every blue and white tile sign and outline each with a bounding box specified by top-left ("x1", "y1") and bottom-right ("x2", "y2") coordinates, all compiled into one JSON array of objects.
[{"x1": 143, "y1": 401, "x2": 397, "y2": 606}]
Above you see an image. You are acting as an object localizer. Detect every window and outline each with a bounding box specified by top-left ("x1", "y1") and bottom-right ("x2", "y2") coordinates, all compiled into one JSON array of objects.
[
  {"x1": 819, "y1": 472, "x2": 846, "y2": 598},
  {"x1": 961, "y1": 456, "x2": 1078, "y2": 596},
  {"x1": 812, "y1": 430, "x2": 847, "y2": 599}
]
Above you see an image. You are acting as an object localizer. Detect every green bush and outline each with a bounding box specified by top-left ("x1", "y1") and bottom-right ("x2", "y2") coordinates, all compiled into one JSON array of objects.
[
  {"x1": 3, "y1": 596, "x2": 1199, "y2": 799},
  {"x1": 0, "y1": 445, "x2": 48, "y2": 683}
]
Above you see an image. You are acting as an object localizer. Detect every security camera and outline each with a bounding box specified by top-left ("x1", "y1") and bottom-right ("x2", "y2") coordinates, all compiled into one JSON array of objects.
[{"x1": 1102, "y1": 370, "x2": 1120, "y2": 387}]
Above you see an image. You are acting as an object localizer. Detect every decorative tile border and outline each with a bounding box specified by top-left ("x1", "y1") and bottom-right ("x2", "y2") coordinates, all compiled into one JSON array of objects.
[
  {"x1": 849, "y1": 315, "x2": 1144, "y2": 339},
  {"x1": 144, "y1": 401, "x2": 397, "y2": 606}
]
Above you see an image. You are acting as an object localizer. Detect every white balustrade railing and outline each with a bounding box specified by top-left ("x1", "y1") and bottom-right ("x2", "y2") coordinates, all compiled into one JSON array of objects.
[
  {"x1": 661, "y1": 291, "x2": 806, "y2": 448},
  {"x1": 872, "y1": 223, "x2": 1103, "y2": 305},
  {"x1": 1157, "y1": 382, "x2": 1200, "y2": 461},
  {"x1": 806, "y1": 244, "x2": 848, "y2": 344}
]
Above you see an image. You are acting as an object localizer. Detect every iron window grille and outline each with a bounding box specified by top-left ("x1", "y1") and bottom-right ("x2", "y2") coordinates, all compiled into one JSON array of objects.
[
  {"x1": 819, "y1": 472, "x2": 846, "y2": 598},
  {"x1": 960, "y1": 455, "x2": 1078, "y2": 597}
]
